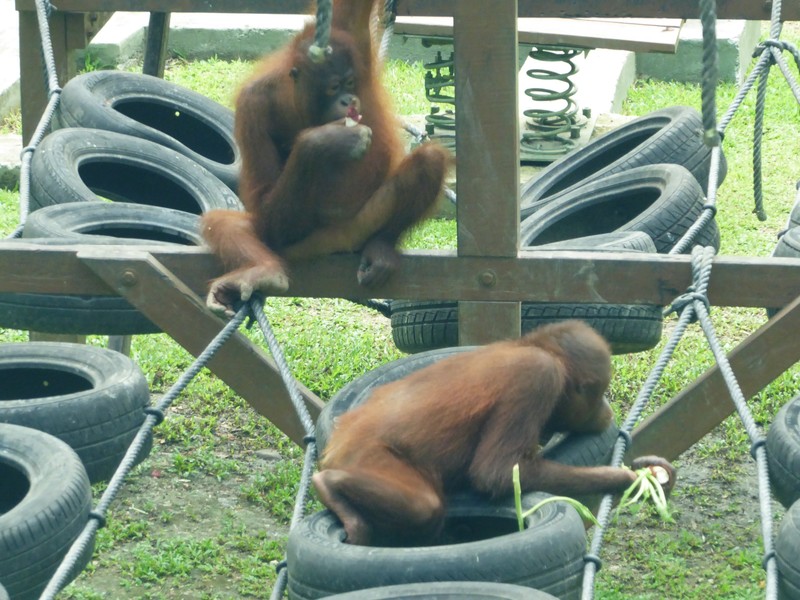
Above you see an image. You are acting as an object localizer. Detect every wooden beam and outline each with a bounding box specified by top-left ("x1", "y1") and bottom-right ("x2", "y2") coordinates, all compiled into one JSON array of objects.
[
  {"x1": 393, "y1": 17, "x2": 684, "y2": 54},
  {"x1": 78, "y1": 249, "x2": 323, "y2": 446},
  {"x1": 15, "y1": 0, "x2": 795, "y2": 20},
  {"x1": 454, "y1": 0, "x2": 520, "y2": 345},
  {"x1": 629, "y1": 293, "x2": 800, "y2": 461},
  {"x1": 3, "y1": 242, "x2": 800, "y2": 310}
]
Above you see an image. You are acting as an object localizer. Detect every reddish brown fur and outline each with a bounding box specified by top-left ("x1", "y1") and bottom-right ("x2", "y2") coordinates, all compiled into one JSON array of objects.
[
  {"x1": 201, "y1": 0, "x2": 450, "y2": 314},
  {"x1": 313, "y1": 320, "x2": 676, "y2": 546}
]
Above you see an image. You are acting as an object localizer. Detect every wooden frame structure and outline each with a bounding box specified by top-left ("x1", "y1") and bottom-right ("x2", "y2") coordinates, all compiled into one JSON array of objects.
[{"x1": 9, "y1": 0, "x2": 800, "y2": 461}]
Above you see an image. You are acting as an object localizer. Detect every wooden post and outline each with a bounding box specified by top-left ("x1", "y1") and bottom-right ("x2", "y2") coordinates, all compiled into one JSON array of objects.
[
  {"x1": 143, "y1": 12, "x2": 171, "y2": 77},
  {"x1": 453, "y1": 0, "x2": 521, "y2": 345},
  {"x1": 19, "y1": 8, "x2": 85, "y2": 143}
]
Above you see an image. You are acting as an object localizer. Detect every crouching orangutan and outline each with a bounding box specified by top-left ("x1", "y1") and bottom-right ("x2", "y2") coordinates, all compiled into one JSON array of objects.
[{"x1": 314, "y1": 320, "x2": 677, "y2": 545}]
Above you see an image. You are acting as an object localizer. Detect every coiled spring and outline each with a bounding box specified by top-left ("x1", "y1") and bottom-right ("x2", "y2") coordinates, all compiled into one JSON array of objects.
[
  {"x1": 521, "y1": 45, "x2": 589, "y2": 161},
  {"x1": 423, "y1": 48, "x2": 456, "y2": 150}
]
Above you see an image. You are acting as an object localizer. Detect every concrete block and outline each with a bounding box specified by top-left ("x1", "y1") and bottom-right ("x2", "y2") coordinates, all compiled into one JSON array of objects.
[
  {"x1": 0, "y1": 134, "x2": 21, "y2": 191},
  {"x1": 82, "y1": 12, "x2": 148, "y2": 68},
  {"x1": 0, "y1": 0, "x2": 20, "y2": 117},
  {"x1": 636, "y1": 19, "x2": 761, "y2": 84}
]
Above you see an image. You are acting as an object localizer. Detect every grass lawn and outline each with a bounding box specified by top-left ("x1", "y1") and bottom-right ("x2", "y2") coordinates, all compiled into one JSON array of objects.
[{"x1": 1, "y1": 22, "x2": 800, "y2": 600}]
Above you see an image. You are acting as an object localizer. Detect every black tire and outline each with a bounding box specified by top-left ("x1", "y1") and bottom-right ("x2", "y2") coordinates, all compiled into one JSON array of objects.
[
  {"x1": 54, "y1": 70, "x2": 240, "y2": 191},
  {"x1": 538, "y1": 230, "x2": 657, "y2": 253},
  {"x1": 767, "y1": 395, "x2": 800, "y2": 508},
  {"x1": 29, "y1": 128, "x2": 242, "y2": 214},
  {"x1": 316, "y1": 347, "x2": 618, "y2": 470},
  {"x1": 520, "y1": 105, "x2": 727, "y2": 219},
  {"x1": 287, "y1": 491, "x2": 586, "y2": 600},
  {"x1": 788, "y1": 193, "x2": 800, "y2": 230},
  {"x1": 22, "y1": 201, "x2": 204, "y2": 246},
  {"x1": 777, "y1": 499, "x2": 800, "y2": 599},
  {"x1": 0, "y1": 342, "x2": 152, "y2": 483},
  {"x1": 390, "y1": 224, "x2": 665, "y2": 356},
  {"x1": 0, "y1": 201, "x2": 206, "y2": 335},
  {"x1": 768, "y1": 227, "x2": 800, "y2": 318},
  {"x1": 325, "y1": 581, "x2": 558, "y2": 599},
  {"x1": 0, "y1": 423, "x2": 93, "y2": 600},
  {"x1": 520, "y1": 164, "x2": 719, "y2": 253},
  {"x1": 390, "y1": 300, "x2": 662, "y2": 356}
]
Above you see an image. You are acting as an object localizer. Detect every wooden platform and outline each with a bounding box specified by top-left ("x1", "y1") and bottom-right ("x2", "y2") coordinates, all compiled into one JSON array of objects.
[{"x1": 394, "y1": 17, "x2": 683, "y2": 53}]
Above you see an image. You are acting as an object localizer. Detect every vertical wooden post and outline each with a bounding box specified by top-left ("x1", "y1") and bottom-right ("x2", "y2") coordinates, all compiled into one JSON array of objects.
[
  {"x1": 453, "y1": 0, "x2": 521, "y2": 345},
  {"x1": 19, "y1": 8, "x2": 85, "y2": 144},
  {"x1": 143, "y1": 12, "x2": 171, "y2": 77}
]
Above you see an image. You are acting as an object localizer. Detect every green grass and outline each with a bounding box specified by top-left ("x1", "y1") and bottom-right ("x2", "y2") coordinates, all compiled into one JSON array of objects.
[{"x1": 2, "y1": 24, "x2": 800, "y2": 599}]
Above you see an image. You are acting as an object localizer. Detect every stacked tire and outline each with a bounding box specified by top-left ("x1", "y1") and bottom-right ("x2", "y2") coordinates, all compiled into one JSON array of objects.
[
  {"x1": 391, "y1": 106, "x2": 725, "y2": 355},
  {"x1": 0, "y1": 423, "x2": 93, "y2": 600},
  {"x1": 0, "y1": 342, "x2": 152, "y2": 597},
  {"x1": 0, "y1": 70, "x2": 241, "y2": 336},
  {"x1": 767, "y1": 185, "x2": 800, "y2": 319},
  {"x1": 767, "y1": 394, "x2": 800, "y2": 598},
  {"x1": 0, "y1": 71, "x2": 238, "y2": 597}
]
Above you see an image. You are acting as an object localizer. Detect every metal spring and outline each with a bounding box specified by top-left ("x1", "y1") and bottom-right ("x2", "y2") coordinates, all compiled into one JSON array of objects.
[
  {"x1": 422, "y1": 47, "x2": 457, "y2": 149},
  {"x1": 521, "y1": 45, "x2": 588, "y2": 160}
]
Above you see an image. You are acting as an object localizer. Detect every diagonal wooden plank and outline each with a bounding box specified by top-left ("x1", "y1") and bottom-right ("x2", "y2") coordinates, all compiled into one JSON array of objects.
[
  {"x1": 78, "y1": 249, "x2": 323, "y2": 446},
  {"x1": 628, "y1": 293, "x2": 800, "y2": 461}
]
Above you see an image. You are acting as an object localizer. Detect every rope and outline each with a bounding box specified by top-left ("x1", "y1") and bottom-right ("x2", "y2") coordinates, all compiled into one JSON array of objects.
[
  {"x1": 245, "y1": 296, "x2": 318, "y2": 600},
  {"x1": 753, "y1": 65, "x2": 769, "y2": 221},
  {"x1": 698, "y1": 0, "x2": 720, "y2": 147},
  {"x1": 10, "y1": 0, "x2": 62, "y2": 240},
  {"x1": 377, "y1": 0, "x2": 398, "y2": 63},
  {"x1": 581, "y1": 246, "x2": 715, "y2": 599},
  {"x1": 39, "y1": 303, "x2": 250, "y2": 600},
  {"x1": 716, "y1": 0, "x2": 800, "y2": 222},
  {"x1": 308, "y1": 0, "x2": 333, "y2": 63}
]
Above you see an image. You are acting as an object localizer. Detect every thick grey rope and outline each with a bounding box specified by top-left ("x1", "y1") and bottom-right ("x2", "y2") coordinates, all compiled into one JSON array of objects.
[
  {"x1": 377, "y1": 0, "x2": 397, "y2": 63},
  {"x1": 753, "y1": 65, "x2": 769, "y2": 221},
  {"x1": 308, "y1": 0, "x2": 333, "y2": 63},
  {"x1": 245, "y1": 297, "x2": 318, "y2": 600},
  {"x1": 670, "y1": 144, "x2": 722, "y2": 255},
  {"x1": 39, "y1": 303, "x2": 250, "y2": 600},
  {"x1": 667, "y1": 0, "x2": 721, "y2": 251},
  {"x1": 12, "y1": 0, "x2": 62, "y2": 239},
  {"x1": 692, "y1": 270, "x2": 778, "y2": 599},
  {"x1": 698, "y1": 0, "x2": 720, "y2": 148},
  {"x1": 717, "y1": 0, "x2": 800, "y2": 221},
  {"x1": 580, "y1": 246, "x2": 715, "y2": 600}
]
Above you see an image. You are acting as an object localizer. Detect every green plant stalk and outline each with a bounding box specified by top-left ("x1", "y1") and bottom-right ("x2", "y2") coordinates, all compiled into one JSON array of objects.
[{"x1": 513, "y1": 463, "x2": 599, "y2": 531}]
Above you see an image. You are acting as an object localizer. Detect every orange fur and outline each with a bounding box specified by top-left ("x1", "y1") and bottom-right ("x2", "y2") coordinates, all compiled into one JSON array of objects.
[
  {"x1": 314, "y1": 321, "x2": 677, "y2": 545},
  {"x1": 201, "y1": 0, "x2": 449, "y2": 315}
]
